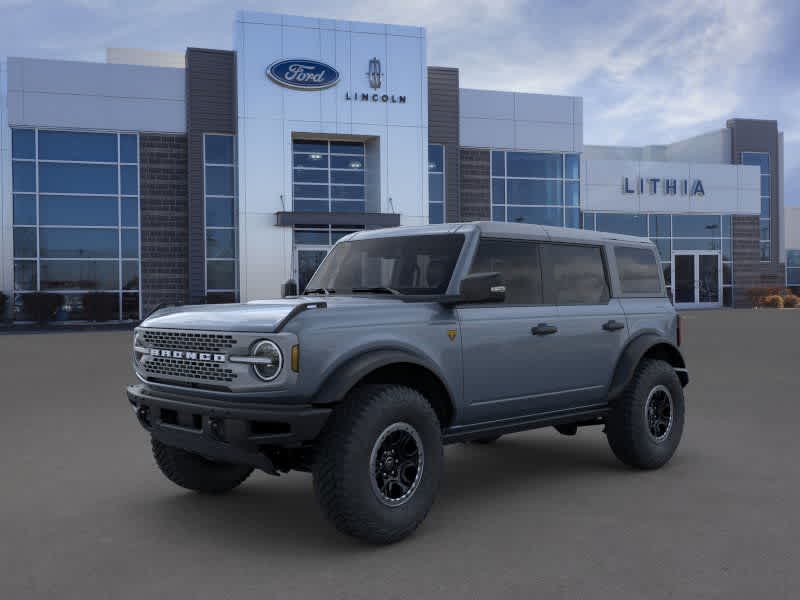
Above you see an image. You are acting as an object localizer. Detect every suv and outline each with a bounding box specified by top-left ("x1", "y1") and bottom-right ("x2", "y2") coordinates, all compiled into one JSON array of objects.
[{"x1": 127, "y1": 222, "x2": 688, "y2": 544}]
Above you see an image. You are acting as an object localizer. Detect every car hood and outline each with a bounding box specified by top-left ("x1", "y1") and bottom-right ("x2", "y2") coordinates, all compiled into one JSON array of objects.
[{"x1": 140, "y1": 296, "x2": 404, "y2": 333}]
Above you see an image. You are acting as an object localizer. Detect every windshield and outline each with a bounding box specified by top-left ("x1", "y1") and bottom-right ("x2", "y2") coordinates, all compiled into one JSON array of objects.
[{"x1": 305, "y1": 234, "x2": 465, "y2": 296}]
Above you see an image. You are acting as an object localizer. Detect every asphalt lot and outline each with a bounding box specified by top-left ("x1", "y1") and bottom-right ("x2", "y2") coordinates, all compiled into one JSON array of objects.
[{"x1": 1, "y1": 309, "x2": 798, "y2": 599}]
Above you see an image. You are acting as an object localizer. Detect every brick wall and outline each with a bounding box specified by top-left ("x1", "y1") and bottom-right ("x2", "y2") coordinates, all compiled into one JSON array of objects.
[
  {"x1": 459, "y1": 149, "x2": 490, "y2": 221},
  {"x1": 139, "y1": 134, "x2": 189, "y2": 316}
]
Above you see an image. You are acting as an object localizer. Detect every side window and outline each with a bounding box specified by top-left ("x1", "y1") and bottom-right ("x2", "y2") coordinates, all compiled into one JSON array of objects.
[
  {"x1": 615, "y1": 246, "x2": 663, "y2": 295},
  {"x1": 469, "y1": 238, "x2": 542, "y2": 304},
  {"x1": 540, "y1": 243, "x2": 610, "y2": 305}
]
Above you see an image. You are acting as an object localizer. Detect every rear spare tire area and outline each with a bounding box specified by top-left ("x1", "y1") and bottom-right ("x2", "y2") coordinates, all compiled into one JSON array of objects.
[
  {"x1": 151, "y1": 438, "x2": 253, "y2": 494},
  {"x1": 313, "y1": 384, "x2": 443, "y2": 544},
  {"x1": 606, "y1": 359, "x2": 685, "y2": 470}
]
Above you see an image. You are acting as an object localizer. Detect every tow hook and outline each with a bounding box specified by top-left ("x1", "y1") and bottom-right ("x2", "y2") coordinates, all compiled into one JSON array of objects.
[
  {"x1": 208, "y1": 417, "x2": 225, "y2": 441},
  {"x1": 135, "y1": 405, "x2": 151, "y2": 428}
]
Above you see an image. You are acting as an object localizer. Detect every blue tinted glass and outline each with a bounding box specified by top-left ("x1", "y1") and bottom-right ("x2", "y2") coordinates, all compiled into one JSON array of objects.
[
  {"x1": 12, "y1": 129, "x2": 35, "y2": 159},
  {"x1": 13, "y1": 194, "x2": 36, "y2": 225},
  {"x1": 120, "y1": 135, "x2": 138, "y2": 163},
  {"x1": 331, "y1": 185, "x2": 364, "y2": 200},
  {"x1": 761, "y1": 197, "x2": 770, "y2": 218},
  {"x1": 330, "y1": 141, "x2": 364, "y2": 155},
  {"x1": 294, "y1": 230, "x2": 330, "y2": 245},
  {"x1": 507, "y1": 180, "x2": 562, "y2": 205},
  {"x1": 331, "y1": 201, "x2": 365, "y2": 213},
  {"x1": 428, "y1": 145, "x2": 444, "y2": 172},
  {"x1": 121, "y1": 165, "x2": 138, "y2": 195},
  {"x1": 39, "y1": 163, "x2": 118, "y2": 194},
  {"x1": 429, "y1": 174, "x2": 443, "y2": 204},
  {"x1": 673, "y1": 238, "x2": 721, "y2": 252},
  {"x1": 565, "y1": 207, "x2": 580, "y2": 229},
  {"x1": 507, "y1": 206, "x2": 563, "y2": 226},
  {"x1": 331, "y1": 230, "x2": 359, "y2": 242},
  {"x1": 294, "y1": 184, "x2": 328, "y2": 199},
  {"x1": 722, "y1": 238, "x2": 732, "y2": 261},
  {"x1": 38, "y1": 131, "x2": 117, "y2": 162},
  {"x1": 491, "y1": 151, "x2": 505, "y2": 177},
  {"x1": 13, "y1": 228, "x2": 36, "y2": 258},
  {"x1": 673, "y1": 214, "x2": 721, "y2": 237},
  {"x1": 40, "y1": 260, "x2": 119, "y2": 290},
  {"x1": 649, "y1": 214, "x2": 671, "y2": 237},
  {"x1": 759, "y1": 219, "x2": 770, "y2": 240},
  {"x1": 429, "y1": 203, "x2": 444, "y2": 224},
  {"x1": 206, "y1": 166, "x2": 235, "y2": 195},
  {"x1": 294, "y1": 169, "x2": 328, "y2": 183},
  {"x1": 331, "y1": 170, "x2": 364, "y2": 185},
  {"x1": 122, "y1": 229, "x2": 139, "y2": 258},
  {"x1": 565, "y1": 154, "x2": 580, "y2": 179},
  {"x1": 40, "y1": 228, "x2": 118, "y2": 258},
  {"x1": 14, "y1": 261, "x2": 37, "y2": 291},
  {"x1": 206, "y1": 197, "x2": 234, "y2": 227},
  {"x1": 492, "y1": 179, "x2": 505, "y2": 205},
  {"x1": 787, "y1": 251, "x2": 800, "y2": 268},
  {"x1": 595, "y1": 213, "x2": 647, "y2": 237},
  {"x1": 507, "y1": 152, "x2": 562, "y2": 178},
  {"x1": 294, "y1": 199, "x2": 328, "y2": 212},
  {"x1": 12, "y1": 161, "x2": 36, "y2": 192},
  {"x1": 653, "y1": 238, "x2": 671, "y2": 261},
  {"x1": 123, "y1": 261, "x2": 139, "y2": 290},
  {"x1": 40, "y1": 195, "x2": 118, "y2": 226},
  {"x1": 121, "y1": 198, "x2": 138, "y2": 226},
  {"x1": 760, "y1": 242, "x2": 770, "y2": 261},
  {"x1": 721, "y1": 215, "x2": 732, "y2": 237},
  {"x1": 205, "y1": 135, "x2": 234, "y2": 164},
  {"x1": 207, "y1": 260, "x2": 236, "y2": 289},
  {"x1": 207, "y1": 229, "x2": 236, "y2": 258},
  {"x1": 492, "y1": 206, "x2": 506, "y2": 221},
  {"x1": 294, "y1": 153, "x2": 329, "y2": 168},
  {"x1": 760, "y1": 175, "x2": 770, "y2": 196},
  {"x1": 741, "y1": 152, "x2": 769, "y2": 174},
  {"x1": 565, "y1": 181, "x2": 579, "y2": 206},
  {"x1": 293, "y1": 140, "x2": 328, "y2": 154},
  {"x1": 331, "y1": 155, "x2": 362, "y2": 169},
  {"x1": 583, "y1": 212, "x2": 595, "y2": 230},
  {"x1": 788, "y1": 268, "x2": 800, "y2": 285}
]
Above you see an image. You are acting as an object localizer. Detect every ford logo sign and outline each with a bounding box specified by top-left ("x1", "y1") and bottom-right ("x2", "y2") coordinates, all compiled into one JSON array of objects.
[{"x1": 267, "y1": 59, "x2": 340, "y2": 90}]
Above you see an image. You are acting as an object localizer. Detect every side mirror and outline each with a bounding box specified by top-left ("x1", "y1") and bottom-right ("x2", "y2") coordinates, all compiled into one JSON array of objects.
[{"x1": 456, "y1": 272, "x2": 506, "y2": 304}]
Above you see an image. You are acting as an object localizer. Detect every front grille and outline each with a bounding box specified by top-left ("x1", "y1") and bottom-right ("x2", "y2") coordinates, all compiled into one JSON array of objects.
[
  {"x1": 144, "y1": 356, "x2": 238, "y2": 383},
  {"x1": 142, "y1": 330, "x2": 238, "y2": 353}
]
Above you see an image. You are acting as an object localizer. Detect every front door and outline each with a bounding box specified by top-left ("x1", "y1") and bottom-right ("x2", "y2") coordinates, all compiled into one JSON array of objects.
[
  {"x1": 296, "y1": 247, "x2": 329, "y2": 292},
  {"x1": 671, "y1": 251, "x2": 721, "y2": 308}
]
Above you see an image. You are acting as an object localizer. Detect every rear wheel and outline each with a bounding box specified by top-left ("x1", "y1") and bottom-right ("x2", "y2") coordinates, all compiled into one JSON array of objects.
[{"x1": 151, "y1": 438, "x2": 253, "y2": 494}]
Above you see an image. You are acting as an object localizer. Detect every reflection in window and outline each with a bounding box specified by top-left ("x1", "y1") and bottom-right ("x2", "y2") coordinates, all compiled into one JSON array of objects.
[
  {"x1": 204, "y1": 134, "x2": 238, "y2": 299},
  {"x1": 292, "y1": 139, "x2": 365, "y2": 213},
  {"x1": 742, "y1": 152, "x2": 770, "y2": 261},
  {"x1": 787, "y1": 250, "x2": 800, "y2": 288},
  {"x1": 429, "y1": 144, "x2": 445, "y2": 224}
]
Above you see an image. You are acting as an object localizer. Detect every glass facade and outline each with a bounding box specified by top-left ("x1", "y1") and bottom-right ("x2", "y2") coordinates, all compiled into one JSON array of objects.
[
  {"x1": 787, "y1": 250, "x2": 800, "y2": 287},
  {"x1": 491, "y1": 150, "x2": 580, "y2": 228},
  {"x1": 204, "y1": 134, "x2": 238, "y2": 301},
  {"x1": 11, "y1": 128, "x2": 140, "y2": 320},
  {"x1": 292, "y1": 140, "x2": 365, "y2": 213},
  {"x1": 428, "y1": 144, "x2": 444, "y2": 224},
  {"x1": 583, "y1": 212, "x2": 734, "y2": 306},
  {"x1": 742, "y1": 152, "x2": 770, "y2": 261}
]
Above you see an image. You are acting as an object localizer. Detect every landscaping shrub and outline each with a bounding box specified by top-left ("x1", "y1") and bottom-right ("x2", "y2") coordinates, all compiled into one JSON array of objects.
[
  {"x1": 82, "y1": 292, "x2": 118, "y2": 322},
  {"x1": 762, "y1": 295, "x2": 784, "y2": 309},
  {"x1": 22, "y1": 293, "x2": 65, "y2": 324},
  {"x1": 746, "y1": 287, "x2": 770, "y2": 307},
  {"x1": 782, "y1": 294, "x2": 799, "y2": 308}
]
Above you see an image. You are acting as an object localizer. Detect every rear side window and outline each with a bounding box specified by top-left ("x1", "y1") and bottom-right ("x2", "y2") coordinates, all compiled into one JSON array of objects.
[
  {"x1": 540, "y1": 243, "x2": 610, "y2": 305},
  {"x1": 615, "y1": 246, "x2": 663, "y2": 295},
  {"x1": 469, "y1": 238, "x2": 542, "y2": 304}
]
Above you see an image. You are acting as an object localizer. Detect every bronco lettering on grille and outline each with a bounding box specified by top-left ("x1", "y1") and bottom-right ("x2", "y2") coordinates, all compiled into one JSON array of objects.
[{"x1": 149, "y1": 349, "x2": 227, "y2": 362}]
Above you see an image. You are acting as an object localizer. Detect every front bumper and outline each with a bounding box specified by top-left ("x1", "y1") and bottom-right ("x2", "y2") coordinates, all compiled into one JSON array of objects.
[{"x1": 126, "y1": 383, "x2": 331, "y2": 473}]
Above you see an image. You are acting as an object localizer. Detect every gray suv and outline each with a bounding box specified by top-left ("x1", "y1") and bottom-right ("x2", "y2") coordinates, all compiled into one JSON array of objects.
[{"x1": 127, "y1": 222, "x2": 688, "y2": 544}]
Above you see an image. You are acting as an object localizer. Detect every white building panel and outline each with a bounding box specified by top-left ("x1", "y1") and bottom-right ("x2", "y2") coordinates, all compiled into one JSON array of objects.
[
  {"x1": 459, "y1": 117, "x2": 514, "y2": 149},
  {"x1": 459, "y1": 89, "x2": 514, "y2": 120},
  {"x1": 514, "y1": 121, "x2": 575, "y2": 152}
]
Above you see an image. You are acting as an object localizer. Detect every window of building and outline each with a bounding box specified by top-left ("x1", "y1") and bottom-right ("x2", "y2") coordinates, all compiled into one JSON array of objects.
[
  {"x1": 490, "y1": 151, "x2": 580, "y2": 228},
  {"x1": 787, "y1": 250, "x2": 800, "y2": 288},
  {"x1": 429, "y1": 144, "x2": 445, "y2": 224},
  {"x1": 742, "y1": 152, "x2": 770, "y2": 261},
  {"x1": 293, "y1": 225, "x2": 364, "y2": 291},
  {"x1": 469, "y1": 238, "x2": 542, "y2": 305},
  {"x1": 11, "y1": 128, "x2": 140, "y2": 320},
  {"x1": 540, "y1": 243, "x2": 609, "y2": 305},
  {"x1": 204, "y1": 134, "x2": 238, "y2": 302},
  {"x1": 292, "y1": 140, "x2": 365, "y2": 213},
  {"x1": 615, "y1": 246, "x2": 663, "y2": 295}
]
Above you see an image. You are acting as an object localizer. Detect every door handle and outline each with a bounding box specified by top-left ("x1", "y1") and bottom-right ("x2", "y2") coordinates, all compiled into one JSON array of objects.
[
  {"x1": 531, "y1": 323, "x2": 558, "y2": 336},
  {"x1": 602, "y1": 320, "x2": 625, "y2": 332}
]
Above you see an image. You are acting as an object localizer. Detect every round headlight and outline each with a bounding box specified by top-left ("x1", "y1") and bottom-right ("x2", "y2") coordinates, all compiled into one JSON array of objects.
[{"x1": 252, "y1": 340, "x2": 283, "y2": 382}]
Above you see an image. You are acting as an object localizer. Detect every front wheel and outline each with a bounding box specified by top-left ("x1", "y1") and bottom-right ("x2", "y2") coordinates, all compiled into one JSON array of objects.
[
  {"x1": 313, "y1": 384, "x2": 443, "y2": 544},
  {"x1": 605, "y1": 359, "x2": 685, "y2": 469}
]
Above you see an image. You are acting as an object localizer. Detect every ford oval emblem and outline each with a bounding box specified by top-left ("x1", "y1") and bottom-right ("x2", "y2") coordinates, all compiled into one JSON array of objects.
[{"x1": 267, "y1": 59, "x2": 340, "y2": 90}]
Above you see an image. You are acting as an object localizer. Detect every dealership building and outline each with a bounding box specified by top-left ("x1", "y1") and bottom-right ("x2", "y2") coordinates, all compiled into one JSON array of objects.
[{"x1": 0, "y1": 10, "x2": 794, "y2": 321}]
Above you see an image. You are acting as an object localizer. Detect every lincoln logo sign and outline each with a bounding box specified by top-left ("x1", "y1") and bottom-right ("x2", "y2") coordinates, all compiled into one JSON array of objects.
[
  {"x1": 623, "y1": 177, "x2": 705, "y2": 196},
  {"x1": 267, "y1": 59, "x2": 340, "y2": 90}
]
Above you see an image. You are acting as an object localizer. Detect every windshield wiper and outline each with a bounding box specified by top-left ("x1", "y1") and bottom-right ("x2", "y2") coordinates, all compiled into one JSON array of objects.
[
  {"x1": 351, "y1": 286, "x2": 402, "y2": 296},
  {"x1": 304, "y1": 287, "x2": 335, "y2": 295}
]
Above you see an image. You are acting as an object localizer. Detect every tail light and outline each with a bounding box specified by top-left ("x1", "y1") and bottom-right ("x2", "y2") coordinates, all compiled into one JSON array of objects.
[{"x1": 676, "y1": 314, "x2": 682, "y2": 346}]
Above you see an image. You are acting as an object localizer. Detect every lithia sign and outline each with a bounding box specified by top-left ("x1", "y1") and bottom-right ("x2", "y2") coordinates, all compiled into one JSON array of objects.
[
  {"x1": 623, "y1": 177, "x2": 705, "y2": 196},
  {"x1": 267, "y1": 57, "x2": 406, "y2": 103}
]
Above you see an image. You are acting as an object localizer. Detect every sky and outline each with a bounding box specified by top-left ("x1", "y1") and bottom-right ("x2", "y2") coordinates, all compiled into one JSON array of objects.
[{"x1": 1, "y1": 0, "x2": 798, "y2": 204}]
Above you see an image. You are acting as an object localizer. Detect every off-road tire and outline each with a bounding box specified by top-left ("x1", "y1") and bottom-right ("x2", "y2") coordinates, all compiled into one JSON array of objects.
[
  {"x1": 470, "y1": 435, "x2": 502, "y2": 444},
  {"x1": 313, "y1": 384, "x2": 443, "y2": 544},
  {"x1": 606, "y1": 359, "x2": 685, "y2": 469},
  {"x1": 151, "y1": 438, "x2": 253, "y2": 493}
]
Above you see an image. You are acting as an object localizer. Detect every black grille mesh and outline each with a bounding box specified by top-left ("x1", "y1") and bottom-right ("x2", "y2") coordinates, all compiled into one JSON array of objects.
[
  {"x1": 142, "y1": 330, "x2": 237, "y2": 353},
  {"x1": 144, "y1": 357, "x2": 237, "y2": 383}
]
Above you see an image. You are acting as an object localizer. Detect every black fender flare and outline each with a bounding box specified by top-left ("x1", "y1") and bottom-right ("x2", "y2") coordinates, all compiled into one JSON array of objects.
[
  {"x1": 607, "y1": 333, "x2": 688, "y2": 400},
  {"x1": 311, "y1": 349, "x2": 455, "y2": 410}
]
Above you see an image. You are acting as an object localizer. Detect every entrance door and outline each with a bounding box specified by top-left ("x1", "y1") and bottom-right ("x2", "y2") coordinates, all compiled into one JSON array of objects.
[
  {"x1": 296, "y1": 247, "x2": 329, "y2": 292},
  {"x1": 671, "y1": 251, "x2": 721, "y2": 308}
]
